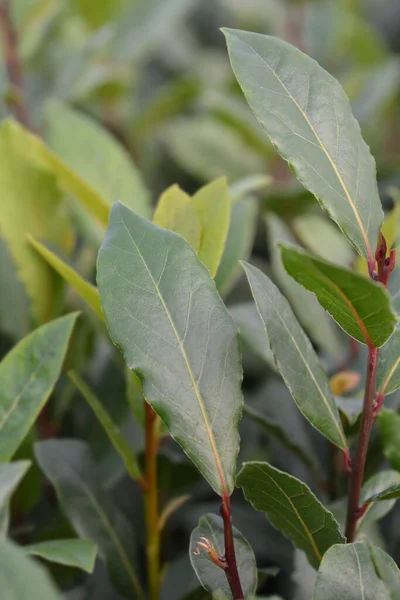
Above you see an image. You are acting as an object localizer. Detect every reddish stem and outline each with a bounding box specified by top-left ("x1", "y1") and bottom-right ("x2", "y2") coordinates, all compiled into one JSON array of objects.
[
  {"x1": 0, "y1": 0, "x2": 31, "y2": 128},
  {"x1": 220, "y1": 496, "x2": 244, "y2": 600}
]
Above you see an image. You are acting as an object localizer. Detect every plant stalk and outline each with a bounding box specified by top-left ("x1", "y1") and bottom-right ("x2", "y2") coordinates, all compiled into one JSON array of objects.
[
  {"x1": 144, "y1": 402, "x2": 161, "y2": 600},
  {"x1": 345, "y1": 346, "x2": 379, "y2": 542},
  {"x1": 0, "y1": 0, "x2": 31, "y2": 128},
  {"x1": 220, "y1": 496, "x2": 244, "y2": 600}
]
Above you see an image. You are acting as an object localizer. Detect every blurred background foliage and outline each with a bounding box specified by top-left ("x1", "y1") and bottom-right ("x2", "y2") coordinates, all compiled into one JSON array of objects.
[{"x1": 1, "y1": 0, "x2": 400, "y2": 598}]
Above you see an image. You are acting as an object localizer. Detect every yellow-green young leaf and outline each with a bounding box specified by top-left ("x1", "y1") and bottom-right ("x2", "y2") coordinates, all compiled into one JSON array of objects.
[
  {"x1": 0, "y1": 313, "x2": 78, "y2": 462},
  {"x1": 379, "y1": 409, "x2": 400, "y2": 472},
  {"x1": 69, "y1": 371, "x2": 142, "y2": 481},
  {"x1": 313, "y1": 542, "x2": 399, "y2": 600},
  {"x1": 237, "y1": 462, "x2": 344, "y2": 569},
  {"x1": 153, "y1": 184, "x2": 201, "y2": 252},
  {"x1": 190, "y1": 513, "x2": 257, "y2": 597},
  {"x1": 356, "y1": 203, "x2": 400, "y2": 276},
  {"x1": 0, "y1": 119, "x2": 73, "y2": 323},
  {"x1": 191, "y1": 177, "x2": 231, "y2": 277},
  {"x1": 25, "y1": 539, "x2": 97, "y2": 573},
  {"x1": 242, "y1": 262, "x2": 346, "y2": 449},
  {"x1": 35, "y1": 440, "x2": 143, "y2": 600},
  {"x1": 72, "y1": 0, "x2": 126, "y2": 29},
  {"x1": 0, "y1": 538, "x2": 61, "y2": 599},
  {"x1": 281, "y1": 245, "x2": 396, "y2": 347},
  {"x1": 97, "y1": 202, "x2": 243, "y2": 496},
  {"x1": 223, "y1": 29, "x2": 383, "y2": 261},
  {"x1": 43, "y1": 101, "x2": 151, "y2": 221},
  {"x1": 28, "y1": 236, "x2": 104, "y2": 321}
]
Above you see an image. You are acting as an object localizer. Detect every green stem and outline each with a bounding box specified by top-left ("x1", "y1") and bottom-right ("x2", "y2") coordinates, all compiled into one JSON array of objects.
[{"x1": 144, "y1": 402, "x2": 161, "y2": 600}]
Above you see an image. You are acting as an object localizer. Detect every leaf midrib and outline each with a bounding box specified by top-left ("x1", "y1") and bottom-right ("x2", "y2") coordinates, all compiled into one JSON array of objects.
[
  {"x1": 118, "y1": 211, "x2": 228, "y2": 496},
  {"x1": 238, "y1": 36, "x2": 372, "y2": 259}
]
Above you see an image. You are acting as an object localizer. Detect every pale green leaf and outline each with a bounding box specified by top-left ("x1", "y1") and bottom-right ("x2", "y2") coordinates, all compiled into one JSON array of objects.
[
  {"x1": 313, "y1": 542, "x2": 398, "y2": 600},
  {"x1": 25, "y1": 539, "x2": 97, "y2": 573},
  {"x1": 377, "y1": 316, "x2": 400, "y2": 396},
  {"x1": 190, "y1": 513, "x2": 257, "y2": 597},
  {"x1": 228, "y1": 302, "x2": 274, "y2": 368},
  {"x1": 215, "y1": 197, "x2": 258, "y2": 296},
  {"x1": 153, "y1": 185, "x2": 200, "y2": 252},
  {"x1": 0, "y1": 461, "x2": 31, "y2": 535},
  {"x1": 242, "y1": 262, "x2": 346, "y2": 448},
  {"x1": 191, "y1": 178, "x2": 230, "y2": 278},
  {"x1": 224, "y1": 29, "x2": 383, "y2": 260},
  {"x1": 0, "y1": 236, "x2": 30, "y2": 340},
  {"x1": 44, "y1": 101, "x2": 151, "y2": 220},
  {"x1": 69, "y1": 371, "x2": 142, "y2": 480},
  {"x1": 158, "y1": 494, "x2": 191, "y2": 532},
  {"x1": 0, "y1": 119, "x2": 72, "y2": 323},
  {"x1": 35, "y1": 439, "x2": 143, "y2": 600},
  {"x1": 378, "y1": 409, "x2": 400, "y2": 472},
  {"x1": 28, "y1": 236, "x2": 103, "y2": 321},
  {"x1": 0, "y1": 538, "x2": 61, "y2": 599},
  {"x1": 97, "y1": 202, "x2": 243, "y2": 496},
  {"x1": 0, "y1": 313, "x2": 78, "y2": 462},
  {"x1": 281, "y1": 245, "x2": 396, "y2": 347},
  {"x1": 358, "y1": 470, "x2": 400, "y2": 529},
  {"x1": 334, "y1": 397, "x2": 363, "y2": 426},
  {"x1": 237, "y1": 462, "x2": 344, "y2": 568},
  {"x1": 229, "y1": 175, "x2": 272, "y2": 202}
]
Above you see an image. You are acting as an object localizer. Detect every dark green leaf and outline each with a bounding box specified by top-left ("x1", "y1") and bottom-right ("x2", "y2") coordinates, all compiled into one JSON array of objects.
[
  {"x1": 223, "y1": 29, "x2": 383, "y2": 260},
  {"x1": 281, "y1": 245, "x2": 396, "y2": 347},
  {"x1": 313, "y1": 542, "x2": 399, "y2": 600},
  {"x1": 242, "y1": 262, "x2": 346, "y2": 448},
  {"x1": 97, "y1": 202, "x2": 243, "y2": 496},
  {"x1": 25, "y1": 539, "x2": 97, "y2": 573},
  {"x1": 378, "y1": 409, "x2": 400, "y2": 471},
  {"x1": 35, "y1": 439, "x2": 143, "y2": 600},
  {"x1": 189, "y1": 513, "x2": 257, "y2": 597},
  {"x1": 0, "y1": 538, "x2": 61, "y2": 599},
  {"x1": 237, "y1": 461, "x2": 344, "y2": 569},
  {"x1": 0, "y1": 313, "x2": 78, "y2": 462}
]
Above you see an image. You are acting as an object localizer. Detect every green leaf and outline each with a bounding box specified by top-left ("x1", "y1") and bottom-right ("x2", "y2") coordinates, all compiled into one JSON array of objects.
[
  {"x1": 0, "y1": 119, "x2": 72, "y2": 323},
  {"x1": 35, "y1": 439, "x2": 143, "y2": 600},
  {"x1": 0, "y1": 313, "x2": 78, "y2": 462},
  {"x1": 229, "y1": 175, "x2": 271, "y2": 202},
  {"x1": 281, "y1": 245, "x2": 396, "y2": 347},
  {"x1": 69, "y1": 371, "x2": 142, "y2": 480},
  {"x1": 242, "y1": 262, "x2": 346, "y2": 449},
  {"x1": 44, "y1": 101, "x2": 151, "y2": 221},
  {"x1": 313, "y1": 542, "x2": 399, "y2": 600},
  {"x1": 158, "y1": 494, "x2": 191, "y2": 532},
  {"x1": 24, "y1": 539, "x2": 97, "y2": 573},
  {"x1": 363, "y1": 483, "x2": 400, "y2": 502},
  {"x1": 223, "y1": 29, "x2": 383, "y2": 260},
  {"x1": 190, "y1": 513, "x2": 257, "y2": 597},
  {"x1": 191, "y1": 178, "x2": 231, "y2": 278},
  {"x1": 228, "y1": 302, "x2": 274, "y2": 368},
  {"x1": 215, "y1": 196, "x2": 258, "y2": 296},
  {"x1": 334, "y1": 397, "x2": 363, "y2": 427},
  {"x1": 377, "y1": 322, "x2": 400, "y2": 396},
  {"x1": 97, "y1": 203, "x2": 243, "y2": 496},
  {"x1": 0, "y1": 537, "x2": 61, "y2": 599},
  {"x1": 0, "y1": 236, "x2": 30, "y2": 340},
  {"x1": 358, "y1": 470, "x2": 400, "y2": 529},
  {"x1": 153, "y1": 185, "x2": 201, "y2": 252},
  {"x1": 28, "y1": 236, "x2": 103, "y2": 321},
  {"x1": 378, "y1": 410, "x2": 400, "y2": 471},
  {"x1": 125, "y1": 367, "x2": 145, "y2": 427},
  {"x1": 243, "y1": 405, "x2": 321, "y2": 479},
  {"x1": 0, "y1": 461, "x2": 31, "y2": 534},
  {"x1": 237, "y1": 462, "x2": 344, "y2": 569}
]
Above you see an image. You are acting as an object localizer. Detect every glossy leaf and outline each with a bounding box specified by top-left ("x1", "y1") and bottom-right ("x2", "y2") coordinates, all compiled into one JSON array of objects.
[
  {"x1": 237, "y1": 461, "x2": 344, "y2": 568},
  {"x1": 228, "y1": 302, "x2": 274, "y2": 368},
  {"x1": 0, "y1": 460, "x2": 31, "y2": 534},
  {"x1": 25, "y1": 539, "x2": 97, "y2": 573},
  {"x1": 97, "y1": 202, "x2": 243, "y2": 496},
  {"x1": 44, "y1": 101, "x2": 151, "y2": 221},
  {"x1": 313, "y1": 542, "x2": 399, "y2": 600},
  {"x1": 215, "y1": 197, "x2": 258, "y2": 296},
  {"x1": 281, "y1": 245, "x2": 396, "y2": 347},
  {"x1": 28, "y1": 236, "x2": 103, "y2": 321},
  {"x1": 69, "y1": 371, "x2": 142, "y2": 480},
  {"x1": 191, "y1": 178, "x2": 230, "y2": 278},
  {"x1": 153, "y1": 185, "x2": 200, "y2": 252},
  {"x1": 0, "y1": 119, "x2": 72, "y2": 323},
  {"x1": 0, "y1": 538, "x2": 61, "y2": 599},
  {"x1": 190, "y1": 513, "x2": 257, "y2": 597},
  {"x1": 378, "y1": 410, "x2": 400, "y2": 472},
  {"x1": 242, "y1": 262, "x2": 346, "y2": 448},
  {"x1": 35, "y1": 439, "x2": 143, "y2": 599},
  {"x1": 0, "y1": 313, "x2": 78, "y2": 462},
  {"x1": 224, "y1": 29, "x2": 383, "y2": 260},
  {"x1": 358, "y1": 470, "x2": 400, "y2": 529}
]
